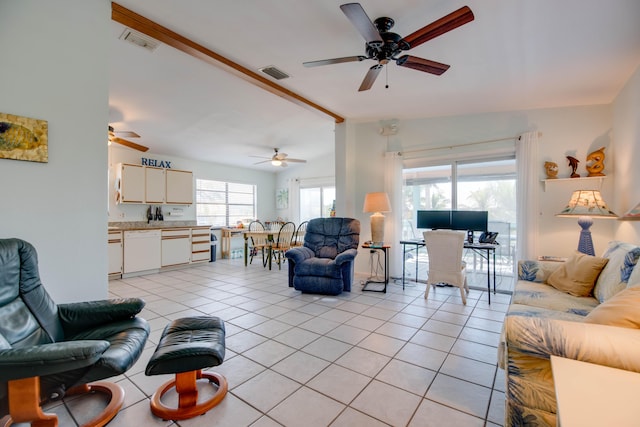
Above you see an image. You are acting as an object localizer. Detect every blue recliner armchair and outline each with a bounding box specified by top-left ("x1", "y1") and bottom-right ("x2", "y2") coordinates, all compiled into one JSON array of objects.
[{"x1": 285, "y1": 217, "x2": 360, "y2": 295}]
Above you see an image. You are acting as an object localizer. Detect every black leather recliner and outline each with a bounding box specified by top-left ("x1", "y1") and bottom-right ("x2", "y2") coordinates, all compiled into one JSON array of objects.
[{"x1": 0, "y1": 238, "x2": 150, "y2": 426}]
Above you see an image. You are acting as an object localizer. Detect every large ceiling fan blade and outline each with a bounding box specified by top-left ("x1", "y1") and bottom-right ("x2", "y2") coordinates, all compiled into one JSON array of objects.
[
  {"x1": 358, "y1": 64, "x2": 383, "y2": 92},
  {"x1": 402, "y1": 6, "x2": 474, "y2": 49},
  {"x1": 253, "y1": 159, "x2": 271, "y2": 165},
  {"x1": 340, "y1": 3, "x2": 384, "y2": 47},
  {"x1": 110, "y1": 137, "x2": 149, "y2": 152},
  {"x1": 284, "y1": 158, "x2": 307, "y2": 163},
  {"x1": 396, "y1": 55, "x2": 450, "y2": 75},
  {"x1": 303, "y1": 55, "x2": 368, "y2": 67}
]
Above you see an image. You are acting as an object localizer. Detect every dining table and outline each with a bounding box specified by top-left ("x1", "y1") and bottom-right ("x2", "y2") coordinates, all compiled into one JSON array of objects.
[{"x1": 243, "y1": 230, "x2": 275, "y2": 269}]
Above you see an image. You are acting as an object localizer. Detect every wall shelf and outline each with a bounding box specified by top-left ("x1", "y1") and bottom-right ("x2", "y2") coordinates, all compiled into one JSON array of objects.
[{"x1": 540, "y1": 176, "x2": 607, "y2": 192}]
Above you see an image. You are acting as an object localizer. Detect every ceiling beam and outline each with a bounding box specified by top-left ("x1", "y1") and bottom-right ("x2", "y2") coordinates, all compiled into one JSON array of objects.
[{"x1": 111, "y1": 2, "x2": 345, "y2": 124}]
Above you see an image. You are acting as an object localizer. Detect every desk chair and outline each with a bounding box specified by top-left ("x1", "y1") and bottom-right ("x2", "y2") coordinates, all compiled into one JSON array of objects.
[{"x1": 424, "y1": 230, "x2": 469, "y2": 304}]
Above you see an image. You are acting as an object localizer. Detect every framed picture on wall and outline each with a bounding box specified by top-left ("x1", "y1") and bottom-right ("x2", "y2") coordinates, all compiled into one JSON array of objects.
[
  {"x1": 0, "y1": 112, "x2": 48, "y2": 163},
  {"x1": 276, "y1": 188, "x2": 288, "y2": 209}
]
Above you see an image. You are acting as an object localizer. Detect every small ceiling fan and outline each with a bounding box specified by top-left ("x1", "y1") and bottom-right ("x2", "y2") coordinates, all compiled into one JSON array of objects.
[
  {"x1": 108, "y1": 125, "x2": 149, "y2": 152},
  {"x1": 251, "y1": 148, "x2": 307, "y2": 167},
  {"x1": 303, "y1": 3, "x2": 474, "y2": 91}
]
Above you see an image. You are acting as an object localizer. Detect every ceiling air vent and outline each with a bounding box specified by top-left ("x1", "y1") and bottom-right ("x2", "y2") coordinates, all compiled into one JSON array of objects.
[
  {"x1": 119, "y1": 29, "x2": 159, "y2": 52},
  {"x1": 259, "y1": 66, "x2": 290, "y2": 80}
]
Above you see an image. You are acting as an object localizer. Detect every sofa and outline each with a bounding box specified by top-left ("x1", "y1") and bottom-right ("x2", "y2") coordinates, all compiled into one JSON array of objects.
[
  {"x1": 284, "y1": 217, "x2": 360, "y2": 295},
  {"x1": 499, "y1": 241, "x2": 640, "y2": 426}
]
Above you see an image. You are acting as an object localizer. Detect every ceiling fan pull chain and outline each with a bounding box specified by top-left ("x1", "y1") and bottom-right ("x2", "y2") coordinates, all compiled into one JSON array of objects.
[{"x1": 385, "y1": 65, "x2": 389, "y2": 89}]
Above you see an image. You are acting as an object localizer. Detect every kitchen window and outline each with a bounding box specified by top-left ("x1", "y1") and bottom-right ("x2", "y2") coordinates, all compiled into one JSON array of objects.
[{"x1": 196, "y1": 179, "x2": 256, "y2": 226}]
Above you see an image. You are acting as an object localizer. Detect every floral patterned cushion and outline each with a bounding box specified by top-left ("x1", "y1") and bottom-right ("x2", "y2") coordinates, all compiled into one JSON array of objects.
[{"x1": 593, "y1": 241, "x2": 640, "y2": 302}]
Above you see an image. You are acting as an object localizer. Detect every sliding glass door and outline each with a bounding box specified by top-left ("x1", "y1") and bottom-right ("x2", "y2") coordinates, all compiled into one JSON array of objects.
[{"x1": 403, "y1": 156, "x2": 517, "y2": 286}]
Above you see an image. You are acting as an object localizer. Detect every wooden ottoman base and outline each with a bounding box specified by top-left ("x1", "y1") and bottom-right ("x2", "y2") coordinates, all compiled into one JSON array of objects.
[{"x1": 150, "y1": 369, "x2": 228, "y2": 421}]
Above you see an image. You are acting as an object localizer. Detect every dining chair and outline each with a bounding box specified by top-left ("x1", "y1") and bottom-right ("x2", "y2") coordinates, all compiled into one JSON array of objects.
[
  {"x1": 271, "y1": 222, "x2": 296, "y2": 269},
  {"x1": 423, "y1": 229, "x2": 469, "y2": 304},
  {"x1": 291, "y1": 220, "x2": 308, "y2": 247},
  {"x1": 248, "y1": 220, "x2": 269, "y2": 266}
]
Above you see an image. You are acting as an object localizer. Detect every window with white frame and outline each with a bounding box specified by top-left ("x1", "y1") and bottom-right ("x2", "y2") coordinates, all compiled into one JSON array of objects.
[
  {"x1": 196, "y1": 179, "x2": 256, "y2": 226},
  {"x1": 300, "y1": 185, "x2": 335, "y2": 221}
]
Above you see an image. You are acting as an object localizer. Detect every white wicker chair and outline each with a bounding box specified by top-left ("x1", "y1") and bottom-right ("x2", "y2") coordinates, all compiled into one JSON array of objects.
[{"x1": 423, "y1": 230, "x2": 469, "y2": 304}]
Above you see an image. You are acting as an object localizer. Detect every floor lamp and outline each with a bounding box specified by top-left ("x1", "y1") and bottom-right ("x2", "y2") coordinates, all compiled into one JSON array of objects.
[
  {"x1": 363, "y1": 192, "x2": 391, "y2": 244},
  {"x1": 556, "y1": 189, "x2": 617, "y2": 256}
]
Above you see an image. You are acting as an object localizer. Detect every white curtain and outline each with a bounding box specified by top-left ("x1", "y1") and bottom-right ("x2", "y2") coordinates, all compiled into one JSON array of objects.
[
  {"x1": 288, "y1": 178, "x2": 300, "y2": 224},
  {"x1": 384, "y1": 151, "x2": 403, "y2": 278},
  {"x1": 516, "y1": 131, "x2": 540, "y2": 260}
]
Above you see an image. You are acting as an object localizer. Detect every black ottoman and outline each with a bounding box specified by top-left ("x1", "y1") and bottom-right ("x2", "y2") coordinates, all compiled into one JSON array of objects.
[{"x1": 145, "y1": 316, "x2": 228, "y2": 421}]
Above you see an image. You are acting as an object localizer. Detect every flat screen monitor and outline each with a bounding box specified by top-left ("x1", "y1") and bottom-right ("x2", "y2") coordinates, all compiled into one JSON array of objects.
[
  {"x1": 417, "y1": 210, "x2": 451, "y2": 230},
  {"x1": 451, "y1": 210, "x2": 488, "y2": 232}
]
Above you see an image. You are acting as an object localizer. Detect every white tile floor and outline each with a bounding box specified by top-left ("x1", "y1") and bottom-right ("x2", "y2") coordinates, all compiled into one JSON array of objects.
[{"x1": 30, "y1": 258, "x2": 512, "y2": 427}]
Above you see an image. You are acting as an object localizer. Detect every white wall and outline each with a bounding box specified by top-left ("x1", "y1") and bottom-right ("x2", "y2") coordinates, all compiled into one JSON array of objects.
[
  {"x1": 613, "y1": 64, "x2": 640, "y2": 243},
  {"x1": 108, "y1": 145, "x2": 277, "y2": 224},
  {"x1": 0, "y1": 1, "x2": 109, "y2": 302},
  {"x1": 347, "y1": 104, "x2": 615, "y2": 276}
]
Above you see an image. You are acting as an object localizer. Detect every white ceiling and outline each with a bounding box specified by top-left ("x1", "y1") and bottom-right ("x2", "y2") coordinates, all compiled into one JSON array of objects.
[{"x1": 108, "y1": 0, "x2": 640, "y2": 170}]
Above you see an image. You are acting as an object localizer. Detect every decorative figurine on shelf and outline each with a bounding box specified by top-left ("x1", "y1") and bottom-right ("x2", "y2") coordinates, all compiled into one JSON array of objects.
[
  {"x1": 566, "y1": 156, "x2": 580, "y2": 178},
  {"x1": 544, "y1": 161, "x2": 559, "y2": 179},
  {"x1": 586, "y1": 147, "x2": 606, "y2": 177}
]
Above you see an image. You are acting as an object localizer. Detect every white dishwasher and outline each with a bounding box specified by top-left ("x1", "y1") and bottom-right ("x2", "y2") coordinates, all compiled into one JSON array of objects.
[{"x1": 123, "y1": 230, "x2": 161, "y2": 274}]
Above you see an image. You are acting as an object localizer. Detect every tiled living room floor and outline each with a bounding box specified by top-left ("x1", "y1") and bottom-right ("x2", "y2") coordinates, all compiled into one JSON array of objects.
[{"x1": 28, "y1": 258, "x2": 510, "y2": 427}]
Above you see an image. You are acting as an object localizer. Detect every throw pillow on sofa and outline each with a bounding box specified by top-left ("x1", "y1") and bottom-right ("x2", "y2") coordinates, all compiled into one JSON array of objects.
[
  {"x1": 584, "y1": 287, "x2": 640, "y2": 328},
  {"x1": 547, "y1": 251, "x2": 609, "y2": 297},
  {"x1": 593, "y1": 241, "x2": 640, "y2": 302}
]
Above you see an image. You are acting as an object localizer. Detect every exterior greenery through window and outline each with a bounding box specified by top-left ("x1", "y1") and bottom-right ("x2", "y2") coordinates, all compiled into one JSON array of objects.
[
  {"x1": 403, "y1": 157, "x2": 517, "y2": 274},
  {"x1": 196, "y1": 179, "x2": 256, "y2": 226}
]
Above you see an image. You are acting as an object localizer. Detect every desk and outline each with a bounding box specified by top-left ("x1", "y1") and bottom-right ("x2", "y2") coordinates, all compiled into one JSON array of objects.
[
  {"x1": 399, "y1": 239, "x2": 497, "y2": 303},
  {"x1": 243, "y1": 231, "x2": 274, "y2": 269},
  {"x1": 362, "y1": 244, "x2": 390, "y2": 293},
  {"x1": 551, "y1": 356, "x2": 640, "y2": 426},
  {"x1": 220, "y1": 228, "x2": 244, "y2": 259}
]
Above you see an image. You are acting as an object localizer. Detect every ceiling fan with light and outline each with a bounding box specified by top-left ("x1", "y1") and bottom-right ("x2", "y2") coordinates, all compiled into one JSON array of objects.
[
  {"x1": 108, "y1": 125, "x2": 149, "y2": 152},
  {"x1": 251, "y1": 148, "x2": 307, "y2": 167},
  {"x1": 303, "y1": 3, "x2": 474, "y2": 91}
]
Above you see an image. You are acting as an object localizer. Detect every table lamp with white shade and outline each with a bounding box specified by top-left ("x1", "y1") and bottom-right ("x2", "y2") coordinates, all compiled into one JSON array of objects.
[
  {"x1": 556, "y1": 189, "x2": 617, "y2": 256},
  {"x1": 363, "y1": 192, "x2": 391, "y2": 244}
]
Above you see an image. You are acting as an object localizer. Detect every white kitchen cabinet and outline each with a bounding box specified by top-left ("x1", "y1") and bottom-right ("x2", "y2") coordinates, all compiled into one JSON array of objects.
[
  {"x1": 145, "y1": 167, "x2": 165, "y2": 203},
  {"x1": 166, "y1": 169, "x2": 193, "y2": 205},
  {"x1": 118, "y1": 164, "x2": 145, "y2": 203},
  {"x1": 116, "y1": 163, "x2": 192, "y2": 205},
  {"x1": 108, "y1": 230, "x2": 123, "y2": 278},
  {"x1": 191, "y1": 227, "x2": 211, "y2": 263},
  {"x1": 123, "y1": 230, "x2": 161, "y2": 274},
  {"x1": 161, "y1": 229, "x2": 191, "y2": 267}
]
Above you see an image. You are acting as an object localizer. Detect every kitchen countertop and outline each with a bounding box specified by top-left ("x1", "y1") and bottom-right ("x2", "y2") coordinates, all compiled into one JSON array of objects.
[{"x1": 108, "y1": 221, "x2": 211, "y2": 231}]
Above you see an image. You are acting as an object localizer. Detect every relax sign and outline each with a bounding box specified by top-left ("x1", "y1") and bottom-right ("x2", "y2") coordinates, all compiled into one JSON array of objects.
[{"x1": 141, "y1": 157, "x2": 172, "y2": 168}]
